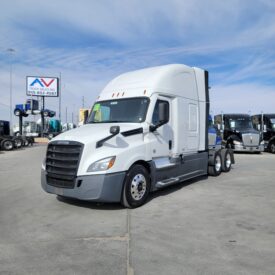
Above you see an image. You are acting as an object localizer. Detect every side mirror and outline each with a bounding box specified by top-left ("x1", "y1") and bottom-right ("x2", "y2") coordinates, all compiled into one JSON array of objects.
[
  {"x1": 110, "y1": 126, "x2": 120, "y2": 135},
  {"x1": 158, "y1": 102, "x2": 169, "y2": 124},
  {"x1": 217, "y1": 124, "x2": 221, "y2": 130},
  {"x1": 257, "y1": 124, "x2": 261, "y2": 131},
  {"x1": 264, "y1": 124, "x2": 267, "y2": 132}
]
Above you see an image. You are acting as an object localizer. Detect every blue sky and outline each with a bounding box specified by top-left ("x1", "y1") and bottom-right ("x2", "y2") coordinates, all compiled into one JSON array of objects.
[{"x1": 0, "y1": 0, "x2": 275, "y2": 124}]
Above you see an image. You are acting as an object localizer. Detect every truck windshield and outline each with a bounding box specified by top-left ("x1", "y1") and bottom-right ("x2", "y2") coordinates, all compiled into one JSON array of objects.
[
  {"x1": 87, "y1": 97, "x2": 149, "y2": 123},
  {"x1": 229, "y1": 117, "x2": 253, "y2": 130}
]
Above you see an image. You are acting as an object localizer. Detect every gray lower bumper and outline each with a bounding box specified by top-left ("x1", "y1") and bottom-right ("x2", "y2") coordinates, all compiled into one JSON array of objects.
[
  {"x1": 234, "y1": 144, "x2": 264, "y2": 152},
  {"x1": 41, "y1": 170, "x2": 126, "y2": 202}
]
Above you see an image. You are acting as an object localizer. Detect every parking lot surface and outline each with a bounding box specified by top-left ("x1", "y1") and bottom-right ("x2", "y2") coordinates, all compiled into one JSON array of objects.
[{"x1": 0, "y1": 146, "x2": 275, "y2": 275}]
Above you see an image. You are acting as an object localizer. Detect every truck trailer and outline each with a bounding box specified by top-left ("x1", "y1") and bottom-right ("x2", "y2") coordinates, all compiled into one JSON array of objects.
[
  {"x1": 214, "y1": 114, "x2": 264, "y2": 153},
  {"x1": 252, "y1": 114, "x2": 275, "y2": 153},
  {"x1": 41, "y1": 64, "x2": 234, "y2": 208}
]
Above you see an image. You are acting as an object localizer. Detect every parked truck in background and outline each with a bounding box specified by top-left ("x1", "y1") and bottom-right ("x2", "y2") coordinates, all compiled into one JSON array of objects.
[
  {"x1": 251, "y1": 114, "x2": 275, "y2": 153},
  {"x1": 208, "y1": 115, "x2": 222, "y2": 150},
  {"x1": 41, "y1": 64, "x2": 234, "y2": 208},
  {"x1": 214, "y1": 114, "x2": 264, "y2": 153},
  {"x1": 0, "y1": 120, "x2": 33, "y2": 150}
]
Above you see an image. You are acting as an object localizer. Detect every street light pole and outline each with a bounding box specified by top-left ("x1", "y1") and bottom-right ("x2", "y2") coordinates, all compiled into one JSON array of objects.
[
  {"x1": 59, "y1": 72, "x2": 62, "y2": 122},
  {"x1": 7, "y1": 48, "x2": 15, "y2": 131}
]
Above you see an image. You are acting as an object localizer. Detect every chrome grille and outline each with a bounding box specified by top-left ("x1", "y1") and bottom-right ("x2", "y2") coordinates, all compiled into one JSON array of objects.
[
  {"x1": 242, "y1": 133, "x2": 260, "y2": 146},
  {"x1": 46, "y1": 142, "x2": 83, "y2": 188}
]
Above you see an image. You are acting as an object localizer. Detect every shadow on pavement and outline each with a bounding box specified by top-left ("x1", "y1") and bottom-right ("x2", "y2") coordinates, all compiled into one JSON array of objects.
[
  {"x1": 56, "y1": 175, "x2": 209, "y2": 209},
  {"x1": 56, "y1": 195, "x2": 124, "y2": 210},
  {"x1": 148, "y1": 175, "x2": 208, "y2": 203}
]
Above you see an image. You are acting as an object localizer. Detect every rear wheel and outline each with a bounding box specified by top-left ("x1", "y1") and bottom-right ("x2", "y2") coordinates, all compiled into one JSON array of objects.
[
  {"x1": 122, "y1": 165, "x2": 150, "y2": 208},
  {"x1": 269, "y1": 142, "x2": 275, "y2": 154},
  {"x1": 208, "y1": 151, "x2": 222, "y2": 176},
  {"x1": 13, "y1": 138, "x2": 23, "y2": 148},
  {"x1": 24, "y1": 139, "x2": 29, "y2": 146},
  {"x1": 221, "y1": 149, "x2": 232, "y2": 172},
  {"x1": 1, "y1": 139, "x2": 14, "y2": 151}
]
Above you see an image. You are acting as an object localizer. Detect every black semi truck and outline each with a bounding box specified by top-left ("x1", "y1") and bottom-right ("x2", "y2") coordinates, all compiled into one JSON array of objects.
[
  {"x1": 251, "y1": 114, "x2": 275, "y2": 153},
  {"x1": 0, "y1": 120, "x2": 33, "y2": 151},
  {"x1": 214, "y1": 114, "x2": 264, "y2": 152}
]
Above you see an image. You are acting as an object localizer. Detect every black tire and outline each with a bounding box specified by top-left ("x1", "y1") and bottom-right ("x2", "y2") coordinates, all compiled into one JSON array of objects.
[
  {"x1": 208, "y1": 151, "x2": 222, "y2": 176},
  {"x1": 24, "y1": 139, "x2": 29, "y2": 146},
  {"x1": 13, "y1": 137, "x2": 23, "y2": 148},
  {"x1": 29, "y1": 137, "x2": 34, "y2": 146},
  {"x1": 269, "y1": 142, "x2": 275, "y2": 154},
  {"x1": 221, "y1": 149, "x2": 232, "y2": 172},
  {"x1": 122, "y1": 165, "x2": 150, "y2": 208},
  {"x1": 226, "y1": 141, "x2": 233, "y2": 149},
  {"x1": 1, "y1": 139, "x2": 14, "y2": 151},
  {"x1": 14, "y1": 108, "x2": 22, "y2": 116}
]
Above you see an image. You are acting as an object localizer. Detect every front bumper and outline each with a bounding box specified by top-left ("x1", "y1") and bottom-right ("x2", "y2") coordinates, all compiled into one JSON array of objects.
[
  {"x1": 233, "y1": 144, "x2": 264, "y2": 152},
  {"x1": 41, "y1": 169, "x2": 126, "y2": 202}
]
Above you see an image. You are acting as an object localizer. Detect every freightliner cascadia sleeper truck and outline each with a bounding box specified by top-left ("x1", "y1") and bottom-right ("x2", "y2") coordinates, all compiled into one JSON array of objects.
[
  {"x1": 41, "y1": 64, "x2": 234, "y2": 208},
  {"x1": 252, "y1": 114, "x2": 275, "y2": 153},
  {"x1": 214, "y1": 114, "x2": 264, "y2": 153}
]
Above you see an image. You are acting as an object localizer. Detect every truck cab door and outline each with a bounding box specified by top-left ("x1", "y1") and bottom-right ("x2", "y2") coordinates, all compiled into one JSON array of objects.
[{"x1": 150, "y1": 97, "x2": 173, "y2": 158}]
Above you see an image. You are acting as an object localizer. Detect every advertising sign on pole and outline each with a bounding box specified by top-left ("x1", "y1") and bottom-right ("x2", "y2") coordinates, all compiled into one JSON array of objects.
[{"x1": 26, "y1": 76, "x2": 59, "y2": 97}]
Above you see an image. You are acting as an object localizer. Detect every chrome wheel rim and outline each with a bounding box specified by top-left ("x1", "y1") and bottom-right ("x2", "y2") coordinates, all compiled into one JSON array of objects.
[
  {"x1": 4, "y1": 141, "x2": 13, "y2": 150},
  {"x1": 226, "y1": 153, "x2": 231, "y2": 168},
  {"x1": 15, "y1": 140, "x2": 22, "y2": 147},
  {"x1": 130, "y1": 174, "x2": 146, "y2": 201},
  {"x1": 215, "y1": 155, "x2": 221, "y2": 171},
  {"x1": 271, "y1": 143, "x2": 275, "y2": 153}
]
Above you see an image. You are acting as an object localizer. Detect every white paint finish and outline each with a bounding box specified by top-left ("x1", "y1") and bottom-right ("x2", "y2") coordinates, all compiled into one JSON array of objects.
[
  {"x1": 49, "y1": 64, "x2": 208, "y2": 178},
  {"x1": 99, "y1": 64, "x2": 199, "y2": 101}
]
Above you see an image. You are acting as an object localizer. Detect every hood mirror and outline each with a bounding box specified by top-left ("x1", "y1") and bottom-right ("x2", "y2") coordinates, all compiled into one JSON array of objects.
[{"x1": 110, "y1": 126, "x2": 120, "y2": 135}]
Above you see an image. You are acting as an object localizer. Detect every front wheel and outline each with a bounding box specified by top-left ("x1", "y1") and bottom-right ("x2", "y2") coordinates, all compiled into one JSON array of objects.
[{"x1": 122, "y1": 165, "x2": 150, "y2": 208}]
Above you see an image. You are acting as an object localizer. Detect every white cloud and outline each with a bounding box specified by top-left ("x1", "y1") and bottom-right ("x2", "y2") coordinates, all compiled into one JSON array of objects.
[
  {"x1": 211, "y1": 83, "x2": 275, "y2": 114},
  {"x1": 0, "y1": 0, "x2": 275, "y2": 125}
]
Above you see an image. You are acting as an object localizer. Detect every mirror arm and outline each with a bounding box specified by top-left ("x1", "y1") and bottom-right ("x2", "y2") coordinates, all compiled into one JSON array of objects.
[
  {"x1": 96, "y1": 132, "x2": 119, "y2": 148},
  {"x1": 149, "y1": 121, "x2": 166, "y2": 132}
]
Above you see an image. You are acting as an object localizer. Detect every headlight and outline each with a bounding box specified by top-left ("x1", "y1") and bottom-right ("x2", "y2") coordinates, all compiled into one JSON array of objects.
[
  {"x1": 87, "y1": 156, "x2": 116, "y2": 172},
  {"x1": 41, "y1": 158, "x2": 46, "y2": 170},
  {"x1": 260, "y1": 140, "x2": 265, "y2": 145},
  {"x1": 233, "y1": 140, "x2": 242, "y2": 145}
]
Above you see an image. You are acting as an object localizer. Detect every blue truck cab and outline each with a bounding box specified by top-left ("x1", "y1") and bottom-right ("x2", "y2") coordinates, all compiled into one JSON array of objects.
[{"x1": 208, "y1": 115, "x2": 222, "y2": 149}]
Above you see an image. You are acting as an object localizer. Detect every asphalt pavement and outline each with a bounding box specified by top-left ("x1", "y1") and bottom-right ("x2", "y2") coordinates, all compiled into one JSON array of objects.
[{"x1": 0, "y1": 146, "x2": 275, "y2": 275}]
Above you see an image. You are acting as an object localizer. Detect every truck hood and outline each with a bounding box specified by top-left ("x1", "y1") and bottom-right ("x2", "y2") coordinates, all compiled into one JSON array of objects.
[
  {"x1": 51, "y1": 123, "x2": 144, "y2": 145},
  {"x1": 50, "y1": 122, "x2": 147, "y2": 176}
]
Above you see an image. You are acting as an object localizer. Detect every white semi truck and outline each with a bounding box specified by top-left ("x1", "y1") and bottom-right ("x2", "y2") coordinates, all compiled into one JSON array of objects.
[{"x1": 41, "y1": 64, "x2": 234, "y2": 208}]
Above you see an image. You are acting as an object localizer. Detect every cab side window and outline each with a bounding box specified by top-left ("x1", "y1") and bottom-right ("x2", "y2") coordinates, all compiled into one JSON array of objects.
[{"x1": 152, "y1": 100, "x2": 169, "y2": 125}]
